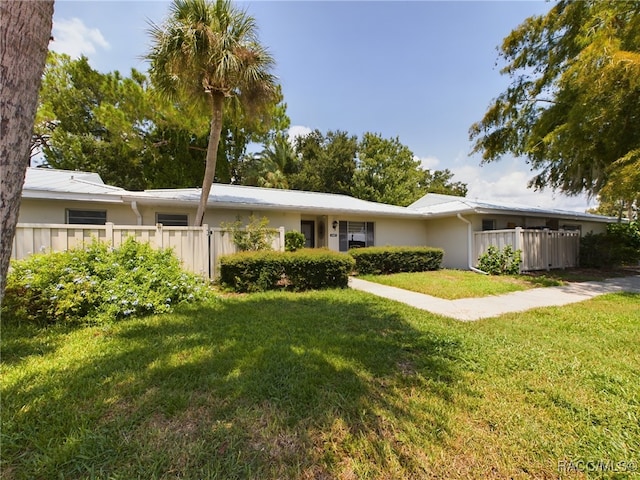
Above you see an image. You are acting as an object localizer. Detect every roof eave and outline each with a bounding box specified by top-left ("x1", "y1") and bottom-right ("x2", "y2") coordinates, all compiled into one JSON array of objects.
[
  {"x1": 23, "y1": 189, "x2": 125, "y2": 204},
  {"x1": 472, "y1": 207, "x2": 617, "y2": 223}
]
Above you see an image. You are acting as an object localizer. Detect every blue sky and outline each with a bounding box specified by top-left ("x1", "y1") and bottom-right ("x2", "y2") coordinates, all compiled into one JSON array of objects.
[{"x1": 50, "y1": 0, "x2": 598, "y2": 212}]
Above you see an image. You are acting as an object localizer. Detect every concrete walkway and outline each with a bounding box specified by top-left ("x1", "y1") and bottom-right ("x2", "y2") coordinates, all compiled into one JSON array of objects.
[{"x1": 348, "y1": 275, "x2": 640, "y2": 321}]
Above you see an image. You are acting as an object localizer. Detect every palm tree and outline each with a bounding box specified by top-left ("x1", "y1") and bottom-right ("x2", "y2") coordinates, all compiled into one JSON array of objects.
[
  {"x1": 255, "y1": 133, "x2": 297, "y2": 188},
  {"x1": 147, "y1": 0, "x2": 276, "y2": 225}
]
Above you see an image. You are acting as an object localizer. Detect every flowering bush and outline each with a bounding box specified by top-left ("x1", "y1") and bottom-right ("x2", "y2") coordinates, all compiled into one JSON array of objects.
[{"x1": 3, "y1": 238, "x2": 210, "y2": 326}]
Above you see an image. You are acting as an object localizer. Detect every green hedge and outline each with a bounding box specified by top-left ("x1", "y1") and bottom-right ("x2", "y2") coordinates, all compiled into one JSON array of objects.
[
  {"x1": 349, "y1": 246, "x2": 443, "y2": 275},
  {"x1": 218, "y1": 249, "x2": 355, "y2": 293},
  {"x1": 580, "y1": 222, "x2": 640, "y2": 268}
]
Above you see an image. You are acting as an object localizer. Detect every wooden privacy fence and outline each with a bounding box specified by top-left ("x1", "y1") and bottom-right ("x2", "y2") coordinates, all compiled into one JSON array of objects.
[
  {"x1": 12, "y1": 223, "x2": 285, "y2": 279},
  {"x1": 473, "y1": 227, "x2": 580, "y2": 272}
]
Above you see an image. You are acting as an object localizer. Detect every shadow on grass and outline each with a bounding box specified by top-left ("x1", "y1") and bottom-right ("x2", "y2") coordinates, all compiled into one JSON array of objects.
[{"x1": 1, "y1": 290, "x2": 467, "y2": 479}]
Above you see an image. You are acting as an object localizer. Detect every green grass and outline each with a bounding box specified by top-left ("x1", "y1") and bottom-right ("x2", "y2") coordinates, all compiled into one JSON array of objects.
[
  {"x1": 2, "y1": 289, "x2": 639, "y2": 479},
  {"x1": 359, "y1": 269, "x2": 565, "y2": 299}
]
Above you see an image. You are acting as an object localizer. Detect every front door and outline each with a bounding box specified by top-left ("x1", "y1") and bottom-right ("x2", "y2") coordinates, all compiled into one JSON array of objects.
[{"x1": 300, "y1": 220, "x2": 315, "y2": 248}]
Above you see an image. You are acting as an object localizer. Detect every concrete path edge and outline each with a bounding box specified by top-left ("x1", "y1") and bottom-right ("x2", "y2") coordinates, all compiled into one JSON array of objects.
[{"x1": 348, "y1": 275, "x2": 640, "y2": 321}]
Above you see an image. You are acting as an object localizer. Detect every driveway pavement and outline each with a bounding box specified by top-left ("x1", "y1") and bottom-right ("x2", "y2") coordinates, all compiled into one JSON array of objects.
[{"x1": 348, "y1": 275, "x2": 640, "y2": 321}]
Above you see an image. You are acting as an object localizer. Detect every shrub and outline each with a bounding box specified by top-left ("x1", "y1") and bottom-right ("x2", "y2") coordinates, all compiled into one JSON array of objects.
[
  {"x1": 285, "y1": 230, "x2": 306, "y2": 252},
  {"x1": 2, "y1": 238, "x2": 210, "y2": 326},
  {"x1": 580, "y1": 222, "x2": 640, "y2": 268},
  {"x1": 218, "y1": 249, "x2": 355, "y2": 293},
  {"x1": 220, "y1": 215, "x2": 277, "y2": 252},
  {"x1": 477, "y1": 245, "x2": 522, "y2": 275},
  {"x1": 349, "y1": 246, "x2": 443, "y2": 275},
  {"x1": 283, "y1": 249, "x2": 355, "y2": 291}
]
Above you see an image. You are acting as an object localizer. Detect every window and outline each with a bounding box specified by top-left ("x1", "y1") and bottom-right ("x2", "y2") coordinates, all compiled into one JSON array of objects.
[
  {"x1": 156, "y1": 213, "x2": 188, "y2": 226},
  {"x1": 482, "y1": 219, "x2": 496, "y2": 231},
  {"x1": 66, "y1": 209, "x2": 107, "y2": 225},
  {"x1": 338, "y1": 221, "x2": 374, "y2": 252}
]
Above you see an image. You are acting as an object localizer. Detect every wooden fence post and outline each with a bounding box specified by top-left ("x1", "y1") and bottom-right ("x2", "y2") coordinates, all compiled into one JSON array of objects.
[
  {"x1": 105, "y1": 222, "x2": 114, "y2": 246},
  {"x1": 514, "y1": 227, "x2": 523, "y2": 273}
]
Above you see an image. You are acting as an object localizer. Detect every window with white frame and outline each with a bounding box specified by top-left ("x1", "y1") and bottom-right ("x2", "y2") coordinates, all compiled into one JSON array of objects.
[{"x1": 338, "y1": 221, "x2": 374, "y2": 251}]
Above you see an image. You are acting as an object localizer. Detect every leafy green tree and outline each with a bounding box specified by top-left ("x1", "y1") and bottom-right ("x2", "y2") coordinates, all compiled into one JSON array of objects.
[
  {"x1": 283, "y1": 129, "x2": 467, "y2": 203},
  {"x1": 290, "y1": 130, "x2": 357, "y2": 195},
  {"x1": 35, "y1": 53, "x2": 288, "y2": 190},
  {"x1": 422, "y1": 169, "x2": 468, "y2": 197},
  {"x1": 470, "y1": 1, "x2": 640, "y2": 207},
  {"x1": 351, "y1": 133, "x2": 426, "y2": 206},
  {"x1": 142, "y1": 125, "x2": 209, "y2": 188},
  {"x1": 588, "y1": 195, "x2": 638, "y2": 221},
  {"x1": 35, "y1": 53, "x2": 153, "y2": 190},
  {"x1": 148, "y1": 0, "x2": 277, "y2": 225}
]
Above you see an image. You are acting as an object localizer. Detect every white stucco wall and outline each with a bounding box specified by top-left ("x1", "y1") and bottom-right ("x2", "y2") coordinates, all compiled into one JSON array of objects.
[
  {"x1": 18, "y1": 198, "x2": 137, "y2": 225},
  {"x1": 17, "y1": 197, "x2": 613, "y2": 266},
  {"x1": 133, "y1": 204, "x2": 301, "y2": 232},
  {"x1": 578, "y1": 221, "x2": 608, "y2": 235},
  {"x1": 374, "y1": 217, "x2": 428, "y2": 247},
  {"x1": 424, "y1": 216, "x2": 470, "y2": 269}
]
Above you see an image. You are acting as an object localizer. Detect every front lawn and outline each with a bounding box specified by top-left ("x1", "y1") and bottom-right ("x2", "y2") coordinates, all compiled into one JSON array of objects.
[
  {"x1": 359, "y1": 269, "x2": 564, "y2": 299},
  {"x1": 2, "y1": 290, "x2": 639, "y2": 479}
]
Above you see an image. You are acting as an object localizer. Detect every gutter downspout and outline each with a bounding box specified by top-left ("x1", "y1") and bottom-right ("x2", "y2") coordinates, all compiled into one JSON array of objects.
[
  {"x1": 130, "y1": 200, "x2": 143, "y2": 225},
  {"x1": 457, "y1": 213, "x2": 488, "y2": 275}
]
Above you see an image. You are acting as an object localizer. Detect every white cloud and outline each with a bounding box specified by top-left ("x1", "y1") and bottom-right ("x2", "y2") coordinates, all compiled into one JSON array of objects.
[
  {"x1": 287, "y1": 125, "x2": 312, "y2": 144},
  {"x1": 51, "y1": 17, "x2": 110, "y2": 59},
  {"x1": 416, "y1": 155, "x2": 440, "y2": 170},
  {"x1": 451, "y1": 164, "x2": 598, "y2": 212}
]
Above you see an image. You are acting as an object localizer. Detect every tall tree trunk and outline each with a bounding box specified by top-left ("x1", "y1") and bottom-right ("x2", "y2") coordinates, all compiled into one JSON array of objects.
[
  {"x1": 0, "y1": 1, "x2": 54, "y2": 303},
  {"x1": 194, "y1": 92, "x2": 224, "y2": 226}
]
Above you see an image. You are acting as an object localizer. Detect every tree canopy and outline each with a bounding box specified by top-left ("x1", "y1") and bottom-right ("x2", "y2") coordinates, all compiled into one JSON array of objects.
[
  {"x1": 289, "y1": 130, "x2": 358, "y2": 195},
  {"x1": 35, "y1": 53, "x2": 155, "y2": 190},
  {"x1": 276, "y1": 130, "x2": 467, "y2": 206},
  {"x1": 469, "y1": 0, "x2": 640, "y2": 213},
  {"x1": 35, "y1": 52, "x2": 288, "y2": 191},
  {"x1": 352, "y1": 133, "x2": 425, "y2": 206}
]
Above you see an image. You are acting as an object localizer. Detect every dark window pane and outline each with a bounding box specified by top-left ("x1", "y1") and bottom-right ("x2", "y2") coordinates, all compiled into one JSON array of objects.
[
  {"x1": 366, "y1": 222, "x2": 375, "y2": 247},
  {"x1": 67, "y1": 210, "x2": 107, "y2": 225},
  {"x1": 156, "y1": 213, "x2": 188, "y2": 226},
  {"x1": 339, "y1": 221, "x2": 348, "y2": 252}
]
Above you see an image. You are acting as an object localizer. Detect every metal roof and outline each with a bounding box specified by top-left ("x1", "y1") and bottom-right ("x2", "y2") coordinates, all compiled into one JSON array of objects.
[
  {"x1": 23, "y1": 167, "x2": 125, "y2": 202},
  {"x1": 126, "y1": 184, "x2": 424, "y2": 217},
  {"x1": 21, "y1": 168, "x2": 619, "y2": 223},
  {"x1": 408, "y1": 193, "x2": 617, "y2": 223}
]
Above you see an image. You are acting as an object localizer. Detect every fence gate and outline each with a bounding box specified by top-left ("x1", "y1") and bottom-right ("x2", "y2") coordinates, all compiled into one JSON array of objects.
[
  {"x1": 473, "y1": 227, "x2": 580, "y2": 272},
  {"x1": 208, "y1": 227, "x2": 285, "y2": 279}
]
